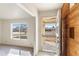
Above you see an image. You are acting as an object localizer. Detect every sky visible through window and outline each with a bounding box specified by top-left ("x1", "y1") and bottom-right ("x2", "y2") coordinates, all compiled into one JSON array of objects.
[
  {"x1": 11, "y1": 23, "x2": 27, "y2": 39},
  {"x1": 45, "y1": 23, "x2": 56, "y2": 29}
]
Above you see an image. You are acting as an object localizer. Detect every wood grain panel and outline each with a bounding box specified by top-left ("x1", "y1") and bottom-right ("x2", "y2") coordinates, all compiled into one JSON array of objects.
[
  {"x1": 61, "y1": 3, "x2": 79, "y2": 56},
  {"x1": 61, "y1": 3, "x2": 70, "y2": 20},
  {"x1": 67, "y1": 3, "x2": 79, "y2": 56},
  {"x1": 61, "y1": 3, "x2": 70, "y2": 56}
]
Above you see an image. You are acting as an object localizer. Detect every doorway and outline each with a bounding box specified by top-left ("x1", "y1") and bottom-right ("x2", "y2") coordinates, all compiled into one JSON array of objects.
[{"x1": 39, "y1": 16, "x2": 61, "y2": 56}]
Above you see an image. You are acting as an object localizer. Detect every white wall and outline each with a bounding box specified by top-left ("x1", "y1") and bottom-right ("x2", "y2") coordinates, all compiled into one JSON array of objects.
[
  {"x1": 39, "y1": 10, "x2": 57, "y2": 17},
  {"x1": 56, "y1": 9, "x2": 61, "y2": 55},
  {"x1": 0, "y1": 20, "x2": 2, "y2": 43},
  {"x1": 20, "y1": 4, "x2": 39, "y2": 55},
  {"x1": 38, "y1": 10, "x2": 58, "y2": 51},
  {"x1": 1, "y1": 17, "x2": 35, "y2": 47}
]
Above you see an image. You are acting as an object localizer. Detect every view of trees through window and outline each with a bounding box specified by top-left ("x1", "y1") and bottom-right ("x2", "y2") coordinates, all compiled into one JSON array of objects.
[
  {"x1": 45, "y1": 23, "x2": 56, "y2": 36},
  {"x1": 45, "y1": 23, "x2": 56, "y2": 31},
  {"x1": 11, "y1": 23, "x2": 27, "y2": 40}
]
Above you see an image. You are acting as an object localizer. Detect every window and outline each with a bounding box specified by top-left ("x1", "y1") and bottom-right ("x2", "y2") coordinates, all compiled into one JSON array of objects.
[
  {"x1": 44, "y1": 23, "x2": 56, "y2": 36},
  {"x1": 11, "y1": 23, "x2": 27, "y2": 40},
  {"x1": 45, "y1": 23, "x2": 56, "y2": 31}
]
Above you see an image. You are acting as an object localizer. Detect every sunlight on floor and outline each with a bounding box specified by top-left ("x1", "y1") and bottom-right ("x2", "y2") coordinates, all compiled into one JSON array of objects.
[
  {"x1": 7, "y1": 49, "x2": 31, "y2": 56},
  {"x1": 0, "y1": 45, "x2": 33, "y2": 56}
]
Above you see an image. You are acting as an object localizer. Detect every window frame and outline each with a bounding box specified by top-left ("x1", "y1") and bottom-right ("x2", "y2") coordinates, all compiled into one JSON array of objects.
[{"x1": 11, "y1": 23, "x2": 27, "y2": 40}]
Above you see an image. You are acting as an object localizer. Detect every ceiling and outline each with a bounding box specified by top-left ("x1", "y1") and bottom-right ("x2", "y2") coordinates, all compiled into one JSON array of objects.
[
  {"x1": 0, "y1": 3, "x2": 63, "y2": 20},
  {"x1": 32, "y1": 3, "x2": 63, "y2": 11},
  {"x1": 0, "y1": 3, "x2": 31, "y2": 20}
]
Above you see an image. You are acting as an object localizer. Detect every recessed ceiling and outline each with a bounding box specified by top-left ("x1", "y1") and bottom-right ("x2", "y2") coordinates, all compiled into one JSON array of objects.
[
  {"x1": 0, "y1": 3, "x2": 31, "y2": 20},
  {"x1": 32, "y1": 3, "x2": 63, "y2": 11}
]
